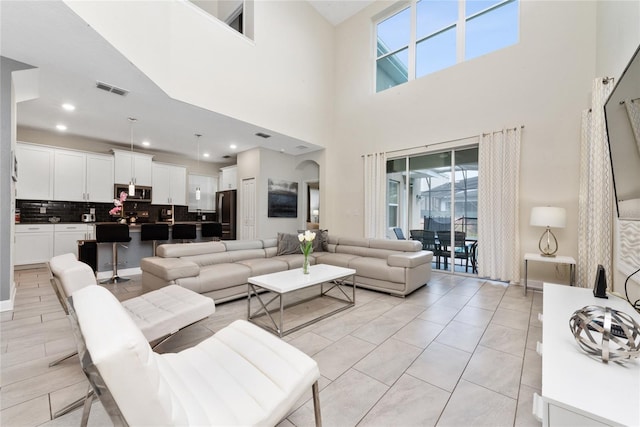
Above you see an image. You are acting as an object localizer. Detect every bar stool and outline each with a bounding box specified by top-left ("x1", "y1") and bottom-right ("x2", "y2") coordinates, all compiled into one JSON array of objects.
[
  {"x1": 95, "y1": 223, "x2": 132, "y2": 284},
  {"x1": 172, "y1": 224, "x2": 196, "y2": 243},
  {"x1": 141, "y1": 223, "x2": 169, "y2": 256},
  {"x1": 201, "y1": 222, "x2": 223, "y2": 241}
]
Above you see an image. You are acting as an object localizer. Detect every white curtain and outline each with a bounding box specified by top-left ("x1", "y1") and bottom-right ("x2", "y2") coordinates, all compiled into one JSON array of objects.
[
  {"x1": 577, "y1": 78, "x2": 614, "y2": 288},
  {"x1": 477, "y1": 127, "x2": 521, "y2": 283},
  {"x1": 363, "y1": 152, "x2": 387, "y2": 238}
]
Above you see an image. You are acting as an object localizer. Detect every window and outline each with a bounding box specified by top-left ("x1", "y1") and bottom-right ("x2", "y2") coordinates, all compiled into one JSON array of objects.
[
  {"x1": 376, "y1": 0, "x2": 519, "y2": 92},
  {"x1": 387, "y1": 179, "x2": 400, "y2": 227}
]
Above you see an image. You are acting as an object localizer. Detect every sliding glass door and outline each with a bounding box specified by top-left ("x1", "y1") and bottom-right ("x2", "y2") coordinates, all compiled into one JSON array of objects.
[{"x1": 387, "y1": 146, "x2": 478, "y2": 274}]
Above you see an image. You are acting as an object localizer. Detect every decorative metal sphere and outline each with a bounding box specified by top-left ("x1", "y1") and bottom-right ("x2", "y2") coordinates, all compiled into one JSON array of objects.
[{"x1": 569, "y1": 305, "x2": 640, "y2": 363}]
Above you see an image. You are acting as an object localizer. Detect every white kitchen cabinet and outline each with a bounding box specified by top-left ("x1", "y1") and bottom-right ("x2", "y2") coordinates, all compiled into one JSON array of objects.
[
  {"x1": 14, "y1": 224, "x2": 54, "y2": 265},
  {"x1": 53, "y1": 224, "x2": 91, "y2": 257},
  {"x1": 113, "y1": 150, "x2": 153, "y2": 186},
  {"x1": 152, "y1": 163, "x2": 186, "y2": 205},
  {"x1": 219, "y1": 165, "x2": 237, "y2": 190},
  {"x1": 54, "y1": 149, "x2": 114, "y2": 203},
  {"x1": 15, "y1": 143, "x2": 54, "y2": 200},
  {"x1": 188, "y1": 174, "x2": 217, "y2": 212}
]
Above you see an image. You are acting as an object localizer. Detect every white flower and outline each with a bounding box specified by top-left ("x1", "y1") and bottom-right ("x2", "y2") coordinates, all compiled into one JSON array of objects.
[
  {"x1": 303, "y1": 230, "x2": 316, "y2": 242},
  {"x1": 298, "y1": 233, "x2": 304, "y2": 242}
]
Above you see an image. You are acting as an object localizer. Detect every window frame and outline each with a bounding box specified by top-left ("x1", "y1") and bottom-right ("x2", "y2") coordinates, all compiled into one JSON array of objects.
[{"x1": 374, "y1": 0, "x2": 519, "y2": 92}]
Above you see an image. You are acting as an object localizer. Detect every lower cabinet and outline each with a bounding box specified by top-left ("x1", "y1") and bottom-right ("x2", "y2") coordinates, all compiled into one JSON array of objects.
[
  {"x1": 53, "y1": 224, "x2": 92, "y2": 257},
  {"x1": 15, "y1": 224, "x2": 54, "y2": 265},
  {"x1": 15, "y1": 224, "x2": 94, "y2": 265}
]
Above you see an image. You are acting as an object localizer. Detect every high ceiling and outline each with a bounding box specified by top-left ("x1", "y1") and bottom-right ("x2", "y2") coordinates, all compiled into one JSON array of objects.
[{"x1": 0, "y1": 1, "x2": 368, "y2": 164}]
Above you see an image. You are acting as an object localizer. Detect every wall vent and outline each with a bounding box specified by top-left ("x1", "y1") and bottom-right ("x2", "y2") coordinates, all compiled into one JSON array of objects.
[
  {"x1": 96, "y1": 81, "x2": 129, "y2": 96},
  {"x1": 255, "y1": 132, "x2": 271, "y2": 139}
]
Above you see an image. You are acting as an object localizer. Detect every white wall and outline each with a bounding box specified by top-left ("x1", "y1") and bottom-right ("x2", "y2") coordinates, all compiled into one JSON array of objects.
[
  {"x1": 237, "y1": 147, "x2": 321, "y2": 239},
  {"x1": 64, "y1": 0, "x2": 335, "y2": 148},
  {"x1": 325, "y1": 1, "x2": 598, "y2": 284},
  {"x1": 595, "y1": 0, "x2": 640, "y2": 299}
]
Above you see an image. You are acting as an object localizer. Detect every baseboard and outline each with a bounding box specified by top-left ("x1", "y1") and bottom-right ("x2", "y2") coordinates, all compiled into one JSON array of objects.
[{"x1": 0, "y1": 283, "x2": 16, "y2": 312}]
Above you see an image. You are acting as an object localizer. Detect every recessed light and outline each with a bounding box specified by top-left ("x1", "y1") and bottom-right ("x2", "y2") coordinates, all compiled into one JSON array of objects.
[
  {"x1": 203, "y1": 153, "x2": 210, "y2": 158},
  {"x1": 62, "y1": 103, "x2": 75, "y2": 111},
  {"x1": 56, "y1": 124, "x2": 67, "y2": 131},
  {"x1": 142, "y1": 141, "x2": 150, "y2": 147},
  {"x1": 230, "y1": 144, "x2": 237, "y2": 150}
]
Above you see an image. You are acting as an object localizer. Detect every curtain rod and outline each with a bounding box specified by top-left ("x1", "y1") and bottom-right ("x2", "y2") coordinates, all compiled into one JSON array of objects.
[{"x1": 364, "y1": 125, "x2": 525, "y2": 157}]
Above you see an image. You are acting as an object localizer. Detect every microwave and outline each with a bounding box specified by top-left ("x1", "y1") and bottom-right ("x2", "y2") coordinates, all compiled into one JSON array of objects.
[{"x1": 114, "y1": 185, "x2": 152, "y2": 202}]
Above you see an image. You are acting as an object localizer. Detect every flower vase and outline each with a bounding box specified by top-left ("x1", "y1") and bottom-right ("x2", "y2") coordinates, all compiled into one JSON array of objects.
[{"x1": 303, "y1": 255, "x2": 310, "y2": 274}]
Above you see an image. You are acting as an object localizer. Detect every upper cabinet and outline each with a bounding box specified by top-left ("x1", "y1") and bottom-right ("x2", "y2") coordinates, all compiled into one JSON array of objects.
[
  {"x1": 15, "y1": 143, "x2": 54, "y2": 200},
  {"x1": 219, "y1": 165, "x2": 237, "y2": 190},
  {"x1": 152, "y1": 163, "x2": 186, "y2": 205},
  {"x1": 113, "y1": 149, "x2": 153, "y2": 186},
  {"x1": 54, "y1": 149, "x2": 114, "y2": 203}
]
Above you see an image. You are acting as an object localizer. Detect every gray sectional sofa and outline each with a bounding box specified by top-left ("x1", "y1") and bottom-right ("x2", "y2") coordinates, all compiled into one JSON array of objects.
[{"x1": 140, "y1": 235, "x2": 433, "y2": 302}]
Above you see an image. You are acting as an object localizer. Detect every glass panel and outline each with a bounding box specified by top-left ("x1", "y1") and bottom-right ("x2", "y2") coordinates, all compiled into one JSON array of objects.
[
  {"x1": 387, "y1": 180, "x2": 400, "y2": 228},
  {"x1": 416, "y1": 27, "x2": 457, "y2": 78},
  {"x1": 376, "y1": 48, "x2": 409, "y2": 92},
  {"x1": 376, "y1": 6, "x2": 411, "y2": 56},
  {"x1": 466, "y1": 0, "x2": 504, "y2": 17},
  {"x1": 465, "y1": 0, "x2": 519, "y2": 61},
  {"x1": 452, "y1": 147, "x2": 478, "y2": 274},
  {"x1": 416, "y1": 0, "x2": 458, "y2": 40}
]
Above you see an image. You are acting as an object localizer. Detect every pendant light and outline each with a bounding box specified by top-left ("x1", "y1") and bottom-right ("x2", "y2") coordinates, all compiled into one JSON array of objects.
[
  {"x1": 195, "y1": 133, "x2": 202, "y2": 201},
  {"x1": 128, "y1": 117, "x2": 137, "y2": 196}
]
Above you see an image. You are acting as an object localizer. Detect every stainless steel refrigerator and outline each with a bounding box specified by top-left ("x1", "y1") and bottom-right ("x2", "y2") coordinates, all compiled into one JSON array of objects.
[{"x1": 215, "y1": 189, "x2": 237, "y2": 240}]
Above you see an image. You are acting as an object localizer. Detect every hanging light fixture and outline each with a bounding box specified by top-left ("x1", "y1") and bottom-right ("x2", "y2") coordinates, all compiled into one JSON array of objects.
[
  {"x1": 128, "y1": 117, "x2": 137, "y2": 196},
  {"x1": 195, "y1": 133, "x2": 202, "y2": 201}
]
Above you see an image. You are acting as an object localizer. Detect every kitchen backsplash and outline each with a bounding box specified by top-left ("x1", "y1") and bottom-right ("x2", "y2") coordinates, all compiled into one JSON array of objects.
[{"x1": 16, "y1": 200, "x2": 201, "y2": 223}]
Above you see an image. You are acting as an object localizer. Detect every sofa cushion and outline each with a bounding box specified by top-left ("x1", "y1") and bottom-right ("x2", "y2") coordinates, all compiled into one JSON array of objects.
[
  {"x1": 369, "y1": 239, "x2": 422, "y2": 252},
  {"x1": 276, "y1": 233, "x2": 301, "y2": 256},
  {"x1": 349, "y1": 257, "x2": 405, "y2": 284},
  {"x1": 388, "y1": 251, "x2": 433, "y2": 268},
  {"x1": 223, "y1": 240, "x2": 264, "y2": 251},
  {"x1": 157, "y1": 241, "x2": 226, "y2": 258},
  {"x1": 237, "y1": 258, "x2": 289, "y2": 276},
  {"x1": 314, "y1": 252, "x2": 360, "y2": 268},
  {"x1": 274, "y1": 254, "x2": 311, "y2": 269},
  {"x1": 176, "y1": 263, "x2": 252, "y2": 294},
  {"x1": 141, "y1": 257, "x2": 200, "y2": 281}
]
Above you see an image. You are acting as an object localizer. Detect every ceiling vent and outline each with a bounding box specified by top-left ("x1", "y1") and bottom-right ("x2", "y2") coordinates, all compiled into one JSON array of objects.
[
  {"x1": 222, "y1": 155, "x2": 231, "y2": 159},
  {"x1": 255, "y1": 132, "x2": 271, "y2": 139},
  {"x1": 96, "y1": 81, "x2": 129, "y2": 96},
  {"x1": 296, "y1": 145, "x2": 309, "y2": 150}
]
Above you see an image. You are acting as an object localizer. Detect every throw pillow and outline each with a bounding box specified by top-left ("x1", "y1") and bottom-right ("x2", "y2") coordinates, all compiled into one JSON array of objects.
[{"x1": 276, "y1": 233, "x2": 301, "y2": 255}]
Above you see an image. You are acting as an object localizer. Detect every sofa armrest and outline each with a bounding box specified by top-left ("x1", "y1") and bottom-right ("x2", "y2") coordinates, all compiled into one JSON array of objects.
[
  {"x1": 140, "y1": 257, "x2": 200, "y2": 281},
  {"x1": 387, "y1": 251, "x2": 433, "y2": 268}
]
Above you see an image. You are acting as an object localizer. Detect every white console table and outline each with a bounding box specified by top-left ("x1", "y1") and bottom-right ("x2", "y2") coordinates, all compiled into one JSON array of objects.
[
  {"x1": 535, "y1": 283, "x2": 640, "y2": 426},
  {"x1": 523, "y1": 253, "x2": 575, "y2": 295}
]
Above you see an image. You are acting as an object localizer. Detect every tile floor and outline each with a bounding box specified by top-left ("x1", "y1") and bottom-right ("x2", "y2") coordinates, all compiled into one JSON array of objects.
[{"x1": 1, "y1": 266, "x2": 543, "y2": 426}]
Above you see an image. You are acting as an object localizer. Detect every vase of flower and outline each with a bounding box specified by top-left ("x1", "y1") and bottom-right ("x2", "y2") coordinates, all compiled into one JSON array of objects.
[
  {"x1": 298, "y1": 230, "x2": 316, "y2": 274},
  {"x1": 109, "y1": 191, "x2": 128, "y2": 221}
]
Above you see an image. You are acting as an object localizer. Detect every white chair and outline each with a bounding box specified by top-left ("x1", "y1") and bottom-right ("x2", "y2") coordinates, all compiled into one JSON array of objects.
[
  {"x1": 69, "y1": 285, "x2": 322, "y2": 426},
  {"x1": 48, "y1": 253, "x2": 216, "y2": 422}
]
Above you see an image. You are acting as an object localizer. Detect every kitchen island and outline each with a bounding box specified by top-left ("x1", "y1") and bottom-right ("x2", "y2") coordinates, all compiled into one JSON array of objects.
[{"x1": 93, "y1": 222, "x2": 219, "y2": 278}]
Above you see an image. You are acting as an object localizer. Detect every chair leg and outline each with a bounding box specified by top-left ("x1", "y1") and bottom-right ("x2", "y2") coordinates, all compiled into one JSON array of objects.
[
  {"x1": 49, "y1": 350, "x2": 78, "y2": 367},
  {"x1": 53, "y1": 385, "x2": 93, "y2": 419},
  {"x1": 80, "y1": 385, "x2": 94, "y2": 427},
  {"x1": 100, "y1": 242, "x2": 129, "y2": 284},
  {"x1": 312, "y1": 381, "x2": 322, "y2": 427}
]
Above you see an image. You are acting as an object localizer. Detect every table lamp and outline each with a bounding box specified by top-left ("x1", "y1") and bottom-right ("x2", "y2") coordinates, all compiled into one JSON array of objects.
[{"x1": 530, "y1": 206, "x2": 566, "y2": 257}]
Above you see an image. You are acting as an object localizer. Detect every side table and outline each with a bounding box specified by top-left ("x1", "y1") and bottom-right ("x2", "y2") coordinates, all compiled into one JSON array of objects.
[{"x1": 523, "y1": 253, "x2": 575, "y2": 295}]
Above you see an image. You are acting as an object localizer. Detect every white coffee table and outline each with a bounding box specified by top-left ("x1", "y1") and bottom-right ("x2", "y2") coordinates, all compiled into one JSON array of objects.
[{"x1": 248, "y1": 264, "x2": 356, "y2": 337}]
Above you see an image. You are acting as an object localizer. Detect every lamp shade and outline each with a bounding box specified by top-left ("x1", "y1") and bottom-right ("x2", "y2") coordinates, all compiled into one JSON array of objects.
[
  {"x1": 312, "y1": 209, "x2": 319, "y2": 216},
  {"x1": 530, "y1": 207, "x2": 567, "y2": 228}
]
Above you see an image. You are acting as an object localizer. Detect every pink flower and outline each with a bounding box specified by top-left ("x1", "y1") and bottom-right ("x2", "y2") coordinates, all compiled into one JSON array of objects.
[{"x1": 109, "y1": 192, "x2": 128, "y2": 216}]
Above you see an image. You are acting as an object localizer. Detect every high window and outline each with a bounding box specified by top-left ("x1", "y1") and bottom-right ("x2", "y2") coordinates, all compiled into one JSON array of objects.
[{"x1": 376, "y1": 0, "x2": 519, "y2": 92}]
